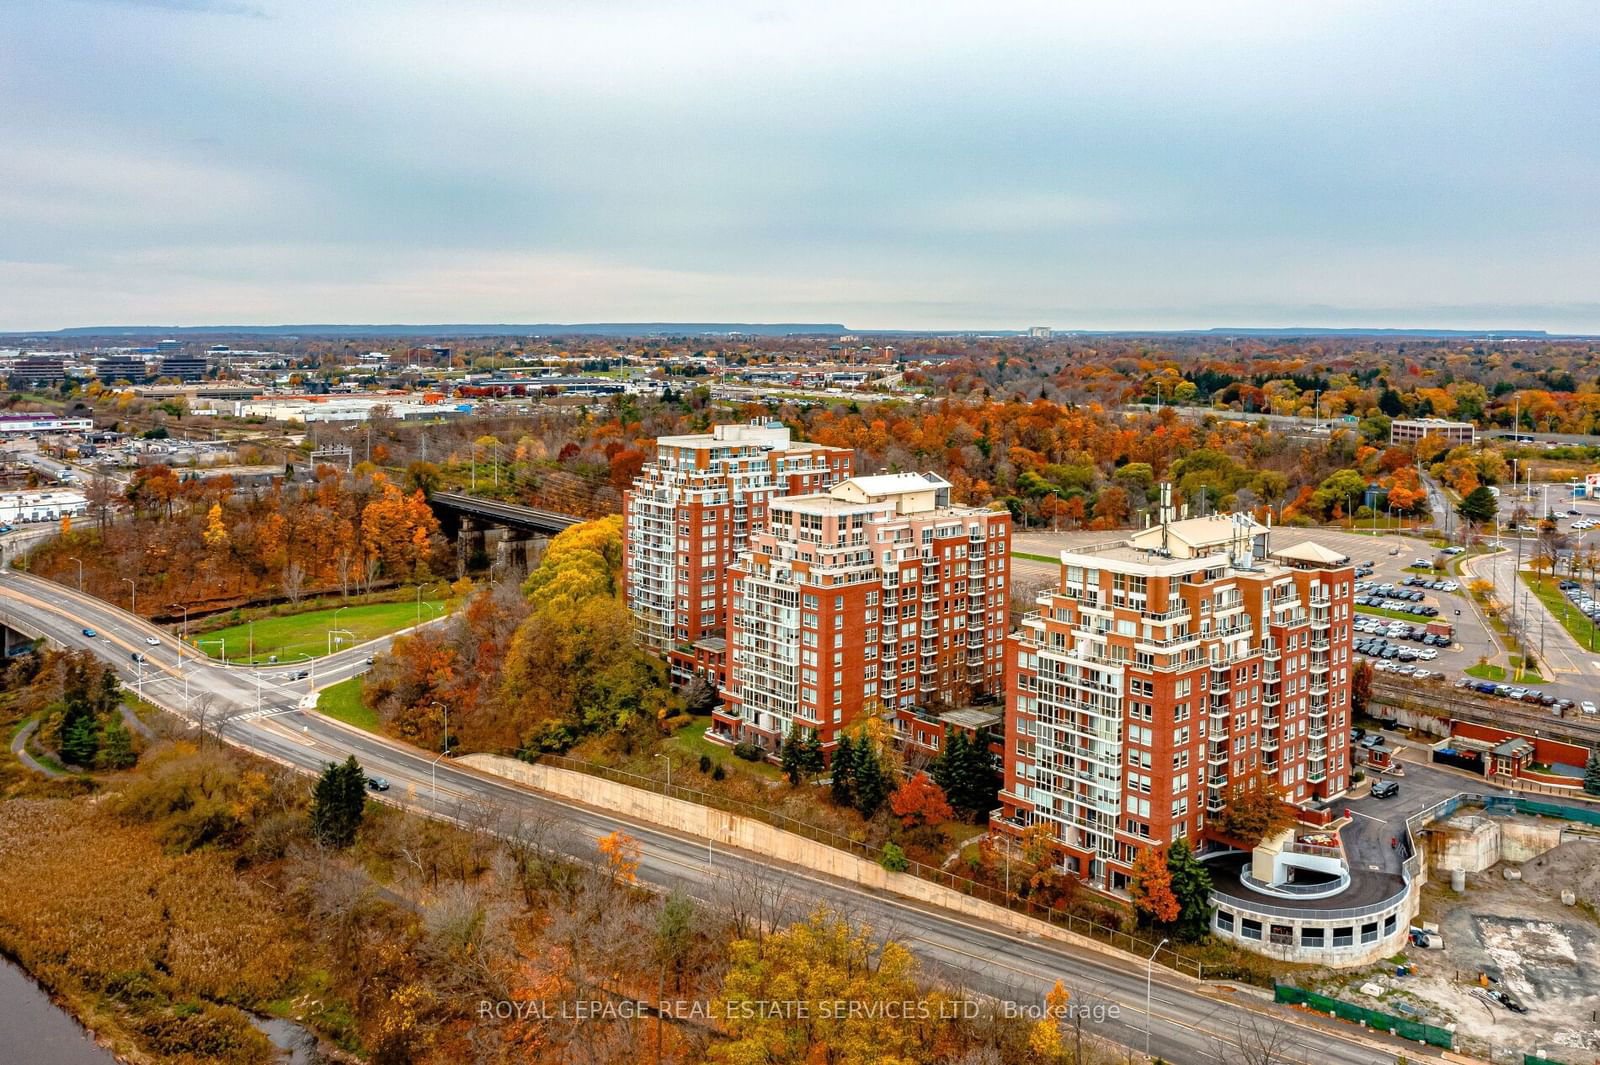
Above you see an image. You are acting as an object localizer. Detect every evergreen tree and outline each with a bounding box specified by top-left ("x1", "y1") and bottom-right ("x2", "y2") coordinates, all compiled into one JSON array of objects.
[
  {"x1": 933, "y1": 729, "x2": 1003, "y2": 821},
  {"x1": 97, "y1": 719, "x2": 137, "y2": 770},
  {"x1": 96, "y1": 667, "x2": 121, "y2": 715},
  {"x1": 830, "y1": 735, "x2": 855, "y2": 806},
  {"x1": 799, "y1": 730, "x2": 825, "y2": 778},
  {"x1": 852, "y1": 740, "x2": 889, "y2": 819},
  {"x1": 59, "y1": 713, "x2": 99, "y2": 766},
  {"x1": 310, "y1": 756, "x2": 368, "y2": 848},
  {"x1": 1457, "y1": 485, "x2": 1498, "y2": 525},
  {"x1": 1165, "y1": 840, "x2": 1214, "y2": 942},
  {"x1": 1585, "y1": 747, "x2": 1600, "y2": 797},
  {"x1": 781, "y1": 723, "x2": 806, "y2": 786}
]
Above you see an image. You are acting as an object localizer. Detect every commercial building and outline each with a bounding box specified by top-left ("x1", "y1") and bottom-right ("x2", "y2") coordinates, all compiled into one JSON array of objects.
[
  {"x1": 715, "y1": 472, "x2": 1011, "y2": 753},
  {"x1": 1389, "y1": 417, "x2": 1476, "y2": 448},
  {"x1": 94, "y1": 355, "x2": 149, "y2": 384},
  {"x1": 0, "y1": 415, "x2": 94, "y2": 436},
  {"x1": 0, "y1": 490, "x2": 88, "y2": 523},
  {"x1": 154, "y1": 355, "x2": 208, "y2": 382},
  {"x1": 225, "y1": 395, "x2": 463, "y2": 423},
  {"x1": 622, "y1": 422, "x2": 853, "y2": 682},
  {"x1": 999, "y1": 495, "x2": 1354, "y2": 892},
  {"x1": 11, "y1": 356, "x2": 65, "y2": 387}
]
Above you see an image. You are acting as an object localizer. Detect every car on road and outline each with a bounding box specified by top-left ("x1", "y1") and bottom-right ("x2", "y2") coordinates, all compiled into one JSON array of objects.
[
  {"x1": 81, "y1": 627, "x2": 97, "y2": 637},
  {"x1": 130, "y1": 651, "x2": 145, "y2": 663},
  {"x1": 1360, "y1": 734, "x2": 1386, "y2": 749},
  {"x1": 145, "y1": 636, "x2": 160, "y2": 646},
  {"x1": 1371, "y1": 780, "x2": 1400, "y2": 799},
  {"x1": 366, "y1": 776, "x2": 391, "y2": 791}
]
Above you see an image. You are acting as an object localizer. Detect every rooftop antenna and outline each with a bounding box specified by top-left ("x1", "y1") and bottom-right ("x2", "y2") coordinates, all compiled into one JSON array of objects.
[{"x1": 1159, "y1": 482, "x2": 1172, "y2": 555}]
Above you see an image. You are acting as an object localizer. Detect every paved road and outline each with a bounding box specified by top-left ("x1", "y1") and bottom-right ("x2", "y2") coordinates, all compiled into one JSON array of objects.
[
  {"x1": 9, "y1": 719, "x2": 65, "y2": 778},
  {"x1": 0, "y1": 572, "x2": 1433, "y2": 1065}
]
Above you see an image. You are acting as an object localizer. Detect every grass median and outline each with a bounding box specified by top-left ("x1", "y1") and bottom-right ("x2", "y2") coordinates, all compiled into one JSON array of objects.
[
  {"x1": 314, "y1": 676, "x2": 379, "y2": 732},
  {"x1": 193, "y1": 599, "x2": 446, "y2": 664},
  {"x1": 1519, "y1": 570, "x2": 1600, "y2": 653}
]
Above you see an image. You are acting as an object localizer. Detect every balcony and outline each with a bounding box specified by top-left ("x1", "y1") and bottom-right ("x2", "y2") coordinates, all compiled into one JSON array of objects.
[
  {"x1": 1263, "y1": 644, "x2": 1281, "y2": 661},
  {"x1": 1207, "y1": 744, "x2": 1229, "y2": 766},
  {"x1": 1262, "y1": 690, "x2": 1281, "y2": 707}
]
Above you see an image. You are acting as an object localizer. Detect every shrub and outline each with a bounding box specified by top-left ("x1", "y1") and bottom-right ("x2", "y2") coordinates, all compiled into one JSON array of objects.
[
  {"x1": 879, "y1": 842, "x2": 909, "y2": 872},
  {"x1": 711, "y1": 764, "x2": 726, "y2": 781},
  {"x1": 698, "y1": 754, "x2": 712, "y2": 773},
  {"x1": 732, "y1": 742, "x2": 764, "y2": 762}
]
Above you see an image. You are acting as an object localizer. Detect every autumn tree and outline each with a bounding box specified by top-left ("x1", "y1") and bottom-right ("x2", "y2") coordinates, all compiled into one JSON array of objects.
[
  {"x1": 498, "y1": 517, "x2": 675, "y2": 750},
  {"x1": 598, "y1": 830, "x2": 640, "y2": 886},
  {"x1": 713, "y1": 908, "x2": 944, "y2": 1065},
  {"x1": 1351, "y1": 660, "x2": 1373, "y2": 714},
  {"x1": 1212, "y1": 771, "x2": 1294, "y2": 847},
  {"x1": 1128, "y1": 845, "x2": 1180, "y2": 924},
  {"x1": 889, "y1": 772, "x2": 955, "y2": 829}
]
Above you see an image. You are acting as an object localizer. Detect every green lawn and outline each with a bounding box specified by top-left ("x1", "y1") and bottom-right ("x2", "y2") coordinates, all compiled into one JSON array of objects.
[
  {"x1": 664, "y1": 718, "x2": 781, "y2": 780},
  {"x1": 1011, "y1": 551, "x2": 1058, "y2": 565},
  {"x1": 193, "y1": 599, "x2": 445, "y2": 664},
  {"x1": 1520, "y1": 570, "x2": 1600, "y2": 654},
  {"x1": 1466, "y1": 659, "x2": 1544, "y2": 684},
  {"x1": 315, "y1": 676, "x2": 379, "y2": 732}
]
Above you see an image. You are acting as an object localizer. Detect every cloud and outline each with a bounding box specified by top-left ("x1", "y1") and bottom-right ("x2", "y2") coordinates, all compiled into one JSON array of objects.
[
  {"x1": 2, "y1": 0, "x2": 1598, "y2": 330},
  {"x1": 66, "y1": 0, "x2": 267, "y2": 17}
]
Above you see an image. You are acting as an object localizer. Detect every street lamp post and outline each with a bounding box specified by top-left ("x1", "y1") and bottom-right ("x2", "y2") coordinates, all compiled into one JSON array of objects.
[
  {"x1": 1146, "y1": 936, "x2": 1169, "y2": 1061},
  {"x1": 429, "y1": 700, "x2": 449, "y2": 808},
  {"x1": 655, "y1": 752, "x2": 671, "y2": 794},
  {"x1": 122, "y1": 577, "x2": 136, "y2": 614},
  {"x1": 69, "y1": 556, "x2": 83, "y2": 591}
]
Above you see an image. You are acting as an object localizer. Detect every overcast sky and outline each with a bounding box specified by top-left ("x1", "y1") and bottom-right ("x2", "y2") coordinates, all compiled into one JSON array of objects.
[{"x1": 3, "y1": 0, "x2": 1598, "y2": 332}]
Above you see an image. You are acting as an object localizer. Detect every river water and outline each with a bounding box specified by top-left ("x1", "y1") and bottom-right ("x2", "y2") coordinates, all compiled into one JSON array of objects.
[{"x1": 0, "y1": 956, "x2": 117, "y2": 1065}]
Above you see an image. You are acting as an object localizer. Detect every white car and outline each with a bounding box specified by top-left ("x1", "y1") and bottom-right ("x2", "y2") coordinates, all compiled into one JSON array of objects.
[
  {"x1": 1583, "y1": 701, "x2": 1598, "y2": 715},
  {"x1": 145, "y1": 636, "x2": 161, "y2": 646}
]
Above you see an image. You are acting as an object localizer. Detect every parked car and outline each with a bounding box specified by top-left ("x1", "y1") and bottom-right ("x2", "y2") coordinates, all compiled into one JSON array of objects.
[
  {"x1": 1372, "y1": 780, "x2": 1400, "y2": 799},
  {"x1": 1583, "y1": 701, "x2": 1598, "y2": 715}
]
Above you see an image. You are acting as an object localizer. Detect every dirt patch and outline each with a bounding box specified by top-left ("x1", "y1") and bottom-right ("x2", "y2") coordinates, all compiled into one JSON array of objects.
[
  {"x1": 1516, "y1": 838, "x2": 1600, "y2": 911},
  {"x1": 1311, "y1": 871, "x2": 1600, "y2": 1063}
]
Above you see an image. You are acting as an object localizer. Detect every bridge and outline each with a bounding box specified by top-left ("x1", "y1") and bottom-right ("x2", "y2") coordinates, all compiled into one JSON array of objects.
[
  {"x1": 426, "y1": 491, "x2": 585, "y2": 576},
  {"x1": 427, "y1": 491, "x2": 584, "y2": 535}
]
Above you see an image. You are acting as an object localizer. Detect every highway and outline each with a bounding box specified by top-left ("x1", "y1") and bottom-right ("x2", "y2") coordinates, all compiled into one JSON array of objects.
[{"x1": 0, "y1": 570, "x2": 1430, "y2": 1065}]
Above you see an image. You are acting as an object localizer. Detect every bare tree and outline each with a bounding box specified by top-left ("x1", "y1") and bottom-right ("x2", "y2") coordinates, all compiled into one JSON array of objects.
[
  {"x1": 281, "y1": 559, "x2": 307, "y2": 606},
  {"x1": 1209, "y1": 1014, "x2": 1309, "y2": 1065}
]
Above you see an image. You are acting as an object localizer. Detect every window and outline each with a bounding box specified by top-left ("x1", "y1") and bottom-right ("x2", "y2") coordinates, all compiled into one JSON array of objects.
[
  {"x1": 1384, "y1": 914, "x2": 1398, "y2": 936},
  {"x1": 1301, "y1": 927, "x2": 1324, "y2": 948},
  {"x1": 1216, "y1": 910, "x2": 1234, "y2": 933},
  {"x1": 1361, "y1": 922, "x2": 1378, "y2": 944},
  {"x1": 1332, "y1": 926, "x2": 1353, "y2": 947},
  {"x1": 1240, "y1": 918, "x2": 1262, "y2": 941}
]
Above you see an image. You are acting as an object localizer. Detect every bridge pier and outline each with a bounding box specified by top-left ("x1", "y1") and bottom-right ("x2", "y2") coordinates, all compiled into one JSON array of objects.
[{"x1": 1, "y1": 621, "x2": 38, "y2": 658}]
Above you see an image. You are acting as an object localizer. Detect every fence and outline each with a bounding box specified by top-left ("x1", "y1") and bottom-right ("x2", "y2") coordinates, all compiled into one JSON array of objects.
[
  {"x1": 528, "y1": 751, "x2": 1211, "y2": 980},
  {"x1": 1273, "y1": 984, "x2": 1454, "y2": 1049}
]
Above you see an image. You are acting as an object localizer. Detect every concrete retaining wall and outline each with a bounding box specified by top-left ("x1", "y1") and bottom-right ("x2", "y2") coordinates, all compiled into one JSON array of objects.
[
  {"x1": 457, "y1": 753, "x2": 1167, "y2": 973},
  {"x1": 1431, "y1": 814, "x2": 1565, "y2": 873}
]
